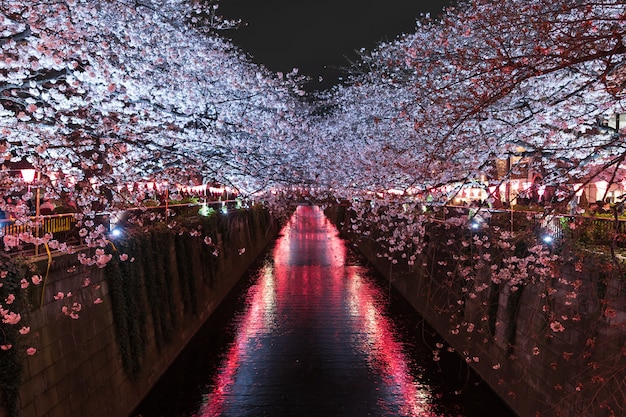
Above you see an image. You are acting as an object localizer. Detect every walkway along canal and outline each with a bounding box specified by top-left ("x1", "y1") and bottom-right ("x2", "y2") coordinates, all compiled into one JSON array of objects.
[{"x1": 133, "y1": 205, "x2": 517, "y2": 417}]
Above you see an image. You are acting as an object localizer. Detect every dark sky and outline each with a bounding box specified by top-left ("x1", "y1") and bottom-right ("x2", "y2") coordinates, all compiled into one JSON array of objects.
[{"x1": 217, "y1": 0, "x2": 454, "y2": 91}]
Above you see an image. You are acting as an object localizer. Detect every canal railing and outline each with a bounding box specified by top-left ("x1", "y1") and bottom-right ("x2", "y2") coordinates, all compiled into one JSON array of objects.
[
  {"x1": 0, "y1": 200, "x2": 242, "y2": 257},
  {"x1": 427, "y1": 204, "x2": 626, "y2": 248},
  {"x1": 4, "y1": 201, "x2": 626, "y2": 257}
]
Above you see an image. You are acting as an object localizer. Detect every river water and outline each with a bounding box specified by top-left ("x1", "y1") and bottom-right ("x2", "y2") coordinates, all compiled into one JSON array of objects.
[{"x1": 132, "y1": 205, "x2": 517, "y2": 417}]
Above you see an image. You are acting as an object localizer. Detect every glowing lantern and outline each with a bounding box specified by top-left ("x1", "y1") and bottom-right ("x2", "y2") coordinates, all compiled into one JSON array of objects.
[{"x1": 20, "y1": 169, "x2": 36, "y2": 183}]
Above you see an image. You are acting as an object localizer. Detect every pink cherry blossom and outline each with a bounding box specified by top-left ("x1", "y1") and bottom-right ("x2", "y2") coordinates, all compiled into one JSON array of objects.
[
  {"x1": 550, "y1": 321, "x2": 565, "y2": 333},
  {"x1": 2, "y1": 312, "x2": 21, "y2": 325}
]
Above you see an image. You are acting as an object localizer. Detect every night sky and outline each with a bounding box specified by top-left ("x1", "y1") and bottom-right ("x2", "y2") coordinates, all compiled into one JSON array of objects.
[{"x1": 217, "y1": 0, "x2": 454, "y2": 91}]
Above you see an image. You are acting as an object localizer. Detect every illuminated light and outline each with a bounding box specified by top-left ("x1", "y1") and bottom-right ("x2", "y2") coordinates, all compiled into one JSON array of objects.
[
  {"x1": 20, "y1": 169, "x2": 36, "y2": 183},
  {"x1": 595, "y1": 180, "x2": 609, "y2": 201},
  {"x1": 542, "y1": 235, "x2": 554, "y2": 244},
  {"x1": 537, "y1": 185, "x2": 546, "y2": 203},
  {"x1": 199, "y1": 204, "x2": 214, "y2": 217},
  {"x1": 574, "y1": 183, "x2": 584, "y2": 197},
  {"x1": 191, "y1": 185, "x2": 205, "y2": 194},
  {"x1": 470, "y1": 221, "x2": 481, "y2": 230},
  {"x1": 221, "y1": 204, "x2": 228, "y2": 215},
  {"x1": 110, "y1": 228, "x2": 123, "y2": 238}
]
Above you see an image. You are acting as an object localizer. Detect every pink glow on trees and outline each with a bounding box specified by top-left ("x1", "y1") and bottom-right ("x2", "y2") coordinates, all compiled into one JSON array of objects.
[
  {"x1": 0, "y1": 0, "x2": 625, "y2": 415},
  {"x1": 1, "y1": 0, "x2": 310, "y2": 216},
  {"x1": 311, "y1": 1, "x2": 626, "y2": 415}
]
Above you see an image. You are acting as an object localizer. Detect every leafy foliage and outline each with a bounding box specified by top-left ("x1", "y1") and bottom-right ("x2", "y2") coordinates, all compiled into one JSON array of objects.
[{"x1": 0, "y1": 256, "x2": 36, "y2": 417}]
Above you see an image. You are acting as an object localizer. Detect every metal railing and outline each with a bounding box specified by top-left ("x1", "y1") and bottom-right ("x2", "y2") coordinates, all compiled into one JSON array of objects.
[
  {"x1": 418, "y1": 202, "x2": 626, "y2": 246},
  {"x1": 0, "y1": 200, "x2": 243, "y2": 257},
  {"x1": 1, "y1": 213, "x2": 78, "y2": 238},
  {"x1": 443, "y1": 205, "x2": 626, "y2": 247},
  {"x1": 0, "y1": 213, "x2": 80, "y2": 256},
  {"x1": 5, "y1": 201, "x2": 625, "y2": 257}
]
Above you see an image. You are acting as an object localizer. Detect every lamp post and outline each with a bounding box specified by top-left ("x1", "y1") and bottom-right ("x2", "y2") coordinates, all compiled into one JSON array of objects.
[{"x1": 21, "y1": 168, "x2": 41, "y2": 255}]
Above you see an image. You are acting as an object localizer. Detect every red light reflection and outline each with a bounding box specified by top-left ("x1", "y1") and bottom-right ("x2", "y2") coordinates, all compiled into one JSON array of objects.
[{"x1": 195, "y1": 205, "x2": 441, "y2": 417}]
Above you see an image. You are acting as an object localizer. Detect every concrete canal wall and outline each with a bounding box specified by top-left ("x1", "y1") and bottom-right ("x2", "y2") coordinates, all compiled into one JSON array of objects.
[
  {"x1": 5, "y1": 207, "x2": 277, "y2": 417},
  {"x1": 325, "y1": 204, "x2": 626, "y2": 417}
]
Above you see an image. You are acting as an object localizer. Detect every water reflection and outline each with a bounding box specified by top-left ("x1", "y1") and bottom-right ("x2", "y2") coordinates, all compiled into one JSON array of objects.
[{"x1": 134, "y1": 205, "x2": 516, "y2": 417}]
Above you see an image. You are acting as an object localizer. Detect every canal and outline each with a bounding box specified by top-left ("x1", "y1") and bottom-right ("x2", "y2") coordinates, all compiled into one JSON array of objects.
[{"x1": 132, "y1": 205, "x2": 517, "y2": 417}]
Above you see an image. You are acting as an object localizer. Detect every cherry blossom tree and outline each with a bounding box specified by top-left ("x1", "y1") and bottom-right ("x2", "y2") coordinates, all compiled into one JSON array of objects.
[
  {"x1": 309, "y1": 1, "x2": 625, "y2": 415},
  {"x1": 0, "y1": 0, "x2": 311, "y2": 215},
  {"x1": 0, "y1": 2, "x2": 312, "y2": 406},
  {"x1": 315, "y1": 0, "x2": 625, "y2": 202},
  {"x1": 1, "y1": 0, "x2": 626, "y2": 415}
]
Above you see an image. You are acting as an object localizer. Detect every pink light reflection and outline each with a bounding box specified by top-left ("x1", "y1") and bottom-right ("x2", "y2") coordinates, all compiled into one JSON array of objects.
[
  {"x1": 194, "y1": 205, "x2": 440, "y2": 417},
  {"x1": 194, "y1": 262, "x2": 276, "y2": 417},
  {"x1": 346, "y1": 266, "x2": 440, "y2": 416}
]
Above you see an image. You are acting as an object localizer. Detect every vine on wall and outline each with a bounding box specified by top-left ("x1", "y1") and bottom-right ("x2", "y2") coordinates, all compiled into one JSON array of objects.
[
  {"x1": 105, "y1": 238, "x2": 148, "y2": 378},
  {"x1": 0, "y1": 255, "x2": 38, "y2": 417},
  {"x1": 175, "y1": 233, "x2": 198, "y2": 315},
  {"x1": 103, "y1": 206, "x2": 271, "y2": 376}
]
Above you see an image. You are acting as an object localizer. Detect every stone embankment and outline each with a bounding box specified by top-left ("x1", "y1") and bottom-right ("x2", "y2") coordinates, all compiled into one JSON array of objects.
[
  {"x1": 325, "y1": 204, "x2": 625, "y2": 417},
  {"x1": 6, "y1": 206, "x2": 277, "y2": 417}
]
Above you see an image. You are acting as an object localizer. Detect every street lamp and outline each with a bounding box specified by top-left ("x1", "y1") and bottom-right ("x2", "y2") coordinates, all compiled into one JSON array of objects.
[
  {"x1": 20, "y1": 168, "x2": 40, "y2": 217},
  {"x1": 20, "y1": 168, "x2": 36, "y2": 184},
  {"x1": 20, "y1": 168, "x2": 41, "y2": 255}
]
